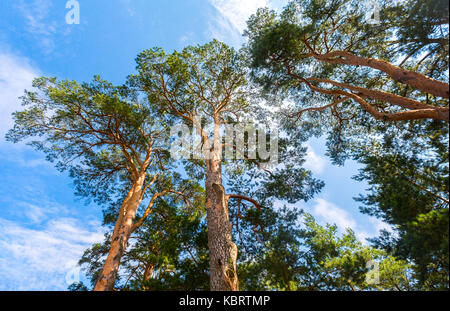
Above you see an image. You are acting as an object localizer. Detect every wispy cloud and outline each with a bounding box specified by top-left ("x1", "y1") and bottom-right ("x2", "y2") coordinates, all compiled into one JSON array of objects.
[
  {"x1": 311, "y1": 198, "x2": 357, "y2": 230},
  {"x1": 208, "y1": 0, "x2": 268, "y2": 34},
  {"x1": 0, "y1": 215, "x2": 104, "y2": 290},
  {"x1": 206, "y1": 0, "x2": 289, "y2": 46},
  {"x1": 206, "y1": 0, "x2": 269, "y2": 46},
  {"x1": 14, "y1": 0, "x2": 73, "y2": 54},
  {"x1": 303, "y1": 143, "x2": 326, "y2": 174},
  {"x1": 0, "y1": 51, "x2": 40, "y2": 140},
  {"x1": 179, "y1": 32, "x2": 195, "y2": 45},
  {"x1": 0, "y1": 49, "x2": 50, "y2": 168},
  {"x1": 308, "y1": 198, "x2": 393, "y2": 244},
  {"x1": 0, "y1": 56, "x2": 104, "y2": 287},
  {"x1": 13, "y1": 198, "x2": 70, "y2": 225},
  {"x1": 16, "y1": 0, "x2": 56, "y2": 35},
  {"x1": 369, "y1": 217, "x2": 394, "y2": 234}
]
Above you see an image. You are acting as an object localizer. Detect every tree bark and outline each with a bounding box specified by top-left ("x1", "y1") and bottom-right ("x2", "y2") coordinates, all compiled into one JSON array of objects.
[
  {"x1": 313, "y1": 51, "x2": 450, "y2": 99},
  {"x1": 204, "y1": 119, "x2": 239, "y2": 291},
  {"x1": 93, "y1": 173, "x2": 146, "y2": 291},
  {"x1": 143, "y1": 263, "x2": 154, "y2": 282},
  {"x1": 284, "y1": 64, "x2": 450, "y2": 122},
  {"x1": 205, "y1": 160, "x2": 238, "y2": 291}
]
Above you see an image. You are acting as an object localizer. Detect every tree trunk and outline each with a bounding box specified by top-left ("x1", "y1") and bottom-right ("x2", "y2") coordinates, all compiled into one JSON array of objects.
[
  {"x1": 205, "y1": 119, "x2": 239, "y2": 291},
  {"x1": 143, "y1": 263, "x2": 154, "y2": 282},
  {"x1": 93, "y1": 174, "x2": 146, "y2": 291}
]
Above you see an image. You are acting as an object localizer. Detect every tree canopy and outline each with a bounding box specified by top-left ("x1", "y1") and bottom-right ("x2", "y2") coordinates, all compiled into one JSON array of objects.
[{"x1": 6, "y1": 0, "x2": 449, "y2": 292}]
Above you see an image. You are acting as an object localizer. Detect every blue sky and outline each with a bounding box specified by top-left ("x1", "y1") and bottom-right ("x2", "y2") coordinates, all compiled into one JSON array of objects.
[{"x1": 0, "y1": 0, "x2": 390, "y2": 290}]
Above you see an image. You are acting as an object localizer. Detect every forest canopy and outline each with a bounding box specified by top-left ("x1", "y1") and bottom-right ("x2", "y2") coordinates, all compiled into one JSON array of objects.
[{"x1": 6, "y1": 0, "x2": 448, "y2": 291}]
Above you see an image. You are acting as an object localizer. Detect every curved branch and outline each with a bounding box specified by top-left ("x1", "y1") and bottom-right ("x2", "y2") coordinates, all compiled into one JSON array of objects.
[
  {"x1": 284, "y1": 64, "x2": 449, "y2": 122},
  {"x1": 306, "y1": 77, "x2": 447, "y2": 112},
  {"x1": 310, "y1": 50, "x2": 449, "y2": 99},
  {"x1": 291, "y1": 96, "x2": 349, "y2": 120},
  {"x1": 226, "y1": 194, "x2": 261, "y2": 211}
]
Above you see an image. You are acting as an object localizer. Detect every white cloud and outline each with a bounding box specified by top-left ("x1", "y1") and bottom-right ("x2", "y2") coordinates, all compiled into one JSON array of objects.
[
  {"x1": 17, "y1": 0, "x2": 56, "y2": 36},
  {"x1": 311, "y1": 198, "x2": 357, "y2": 230},
  {"x1": 0, "y1": 141, "x2": 54, "y2": 170},
  {"x1": 179, "y1": 32, "x2": 195, "y2": 45},
  {"x1": 208, "y1": 0, "x2": 268, "y2": 34},
  {"x1": 303, "y1": 143, "x2": 326, "y2": 174},
  {"x1": 14, "y1": 199, "x2": 69, "y2": 225},
  {"x1": 369, "y1": 217, "x2": 394, "y2": 234},
  {"x1": 0, "y1": 51, "x2": 105, "y2": 290},
  {"x1": 0, "y1": 216, "x2": 104, "y2": 290},
  {"x1": 206, "y1": 10, "x2": 244, "y2": 46},
  {"x1": 0, "y1": 50, "x2": 50, "y2": 168},
  {"x1": 308, "y1": 198, "x2": 395, "y2": 245},
  {"x1": 22, "y1": 203, "x2": 52, "y2": 224},
  {"x1": 206, "y1": 0, "x2": 290, "y2": 46},
  {"x1": 267, "y1": 0, "x2": 290, "y2": 11},
  {"x1": 15, "y1": 0, "x2": 58, "y2": 53},
  {"x1": 0, "y1": 178, "x2": 104, "y2": 290},
  {"x1": 206, "y1": 0, "x2": 271, "y2": 46},
  {"x1": 0, "y1": 51, "x2": 40, "y2": 140}
]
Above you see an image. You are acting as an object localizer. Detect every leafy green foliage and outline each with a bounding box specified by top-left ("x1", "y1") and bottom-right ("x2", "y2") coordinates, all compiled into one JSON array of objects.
[
  {"x1": 236, "y1": 206, "x2": 414, "y2": 291},
  {"x1": 356, "y1": 120, "x2": 449, "y2": 289},
  {"x1": 244, "y1": 0, "x2": 449, "y2": 290},
  {"x1": 78, "y1": 194, "x2": 209, "y2": 290},
  {"x1": 7, "y1": 2, "x2": 447, "y2": 291},
  {"x1": 131, "y1": 40, "x2": 250, "y2": 126},
  {"x1": 6, "y1": 75, "x2": 173, "y2": 205},
  {"x1": 245, "y1": 0, "x2": 448, "y2": 161}
]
